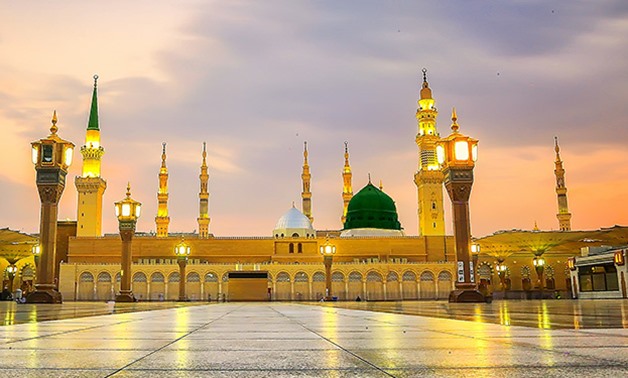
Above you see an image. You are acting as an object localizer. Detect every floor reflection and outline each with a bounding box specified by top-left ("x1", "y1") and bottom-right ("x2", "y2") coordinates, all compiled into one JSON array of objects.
[{"x1": 318, "y1": 299, "x2": 628, "y2": 329}]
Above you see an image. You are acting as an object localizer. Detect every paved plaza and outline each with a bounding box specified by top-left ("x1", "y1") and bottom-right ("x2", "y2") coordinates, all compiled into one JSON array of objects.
[{"x1": 0, "y1": 300, "x2": 626, "y2": 377}]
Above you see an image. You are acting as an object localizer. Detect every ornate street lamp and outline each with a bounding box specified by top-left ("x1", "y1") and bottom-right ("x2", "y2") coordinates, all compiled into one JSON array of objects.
[
  {"x1": 32, "y1": 244, "x2": 41, "y2": 267},
  {"x1": 174, "y1": 238, "x2": 191, "y2": 301},
  {"x1": 114, "y1": 183, "x2": 141, "y2": 302},
  {"x1": 532, "y1": 255, "x2": 546, "y2": 294},
  {"x1": 436, "y1": 108, "x2": 485, "y2": 303},
  {"x1": 5, "y1": 265, "x2": 18, "y2": 292},
  {"x1": 319, "y1": 236, "x2": 336, "y2": 301},
  {"x1": 495, "y1": 261, "x2": 508, "y2": 291},
  {"x1": 27, "y1": 111, "x2": 74, "y2": 304}
]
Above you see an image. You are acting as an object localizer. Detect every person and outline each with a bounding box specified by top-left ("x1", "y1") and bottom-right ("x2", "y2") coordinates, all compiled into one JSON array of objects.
[
  {"x1": 15, "y1": 288, "x2": 24, "y2": 303},
  {"x1": 207, "y1": 293, "x2": 211, "y2": 302},
  {"x1": 1, "y1": 287, "x2": 11, "y2": 301},
  {"x1": 355, "y1": 295, "x2": 362, "y2": 302}
]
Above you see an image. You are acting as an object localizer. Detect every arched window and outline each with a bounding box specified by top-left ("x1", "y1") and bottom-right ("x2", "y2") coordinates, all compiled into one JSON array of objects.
[
  {"x1": 348, "y1": 271, "x2": 362, "y2": 282},
  {"x1": 438, "y1": 271, "x2": 452, "y2": 281},
  {"x1": 312, "y1": 272, "x2": 325, "y2": 282},
  {"x1": 187, "y1": 272, "x2": 201, "y2": 282},
  {"x1": 168, "y1": 272, "x2": 180, "y2": 283},
  {"x1": 276, "y1": 272, "x2": 290, "y2": 282},
  {"x1": 403, "y1": 271, "x2": 417, "y2": 282},
  {"x1": 366, "y1": 271, "x2": 382, "y2": 282},
  {"x1": 289, "y1": 243, "x2": 294, "y2": 253},
  {"x1": 205, "y1": 272, "x2": 218, "y2": 282},
  {"x1": 132, "y1": 272, "x2": 147, "y2": 282},
  {"x1": 151, "y1": 272, "x2": 165, "y2": 283},
  {"x1": 331, "y1": 272, "x2": 344, "y2": 282},
  {"x1": 298, "y1": 243, "x2": 303, "y2": 253},
  {"x1": 386, "y1": 271, "x2": 399, "y2": 282},
  {"x1": 420, "y1": 271, "x2": 434, "y2": 281},
  {"x1": 294, "y1": 272, "x2": 308, "y2": 282},
  {"x1": 97, "y1": 272, "x2": 112, "y2": 282},
  {"x1": 79, "y1": 272, "x2": 94, "y2": 283}
]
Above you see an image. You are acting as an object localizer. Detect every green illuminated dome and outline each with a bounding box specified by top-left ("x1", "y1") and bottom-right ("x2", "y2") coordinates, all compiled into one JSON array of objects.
[{"x1": 343, "y1": 182, "x2": 402, "y2": 231}]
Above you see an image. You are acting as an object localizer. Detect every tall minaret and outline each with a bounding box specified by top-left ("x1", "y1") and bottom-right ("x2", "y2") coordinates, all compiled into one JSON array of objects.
[
  {"x1": 75, "y1": 75, "x2": 107, "y2": 237},
  {"x1": 155, "y1": 142, "x2": 170, "y2": 237},
  {"x1": 341, "y1": 141, "x2": 353, "y2": 225},
  {"x1": 554, "y1": 137, "x2": 572, "y2": 231},
  {"x1": 301, "y1": 141, "x2": 313, "y2": 223},
  {"x1": 198, "y1": 142, "x2": 210, "y2": 238},
  {"x1": 413, "y1": 68, "x2": 445, "y2": 236}
]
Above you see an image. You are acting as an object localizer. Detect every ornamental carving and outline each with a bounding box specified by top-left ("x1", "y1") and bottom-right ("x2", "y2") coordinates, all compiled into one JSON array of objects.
[
  {"x1": 37, "y1": 185, "x2": 63, "y2": 204},
  {"x1": 445, "y1": 183, "x2": 472, "y2": 202}
]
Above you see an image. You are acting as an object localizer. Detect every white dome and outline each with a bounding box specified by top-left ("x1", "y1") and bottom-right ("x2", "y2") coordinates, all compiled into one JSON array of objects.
[{"x1": 273, "y1": 206, "x2": 314, "y2": 238}]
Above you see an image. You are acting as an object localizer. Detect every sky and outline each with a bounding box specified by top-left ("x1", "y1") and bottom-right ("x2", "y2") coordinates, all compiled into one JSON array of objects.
[{"x1": 1, "y1": 0, "x2": 628, "y2": 238}]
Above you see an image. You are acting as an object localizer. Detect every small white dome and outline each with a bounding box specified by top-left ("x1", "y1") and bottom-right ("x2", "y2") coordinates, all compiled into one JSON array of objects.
[{"x1": 273, "y1": 206, "x2": 314, "y2": 238}]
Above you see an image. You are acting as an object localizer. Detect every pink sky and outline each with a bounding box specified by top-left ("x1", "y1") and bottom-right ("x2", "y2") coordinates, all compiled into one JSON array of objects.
[{"x1": 2, "y1": 1, "x2": 628, "y2": 238}]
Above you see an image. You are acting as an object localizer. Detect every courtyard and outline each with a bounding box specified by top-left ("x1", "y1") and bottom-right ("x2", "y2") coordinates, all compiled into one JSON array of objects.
[{"x1": 0, "y1": 299, "x2": 626, "y2": 377}]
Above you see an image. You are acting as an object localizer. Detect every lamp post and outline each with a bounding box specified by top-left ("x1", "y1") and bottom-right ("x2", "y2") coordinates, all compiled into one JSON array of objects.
[
  {"x1": 5, "y1": 265, "x2": 18, "y2": 292},
  {"x1": 27, "y1": 111, "x2": 74, "y2": 304},
  {"x1": 495, "y1": 261, "x2": 507, "y2": 292},
  {"x1": 436, "y1": 108, "x2": 485, "y2": 303},
  {"x1": 533, "y1": 255, "x2": 546, "y2": 295},
  {"x1": 174, "y1": 239, "x2": 191, "y2": 301},
  {"x1": 114, "y1": 183, "x2": 141, "y2": 302},
  {"x1": 319, "y1": 237, "x2": 336, "y2": 301},
  {"x1": 32, "y1": 244, "x2": 41, "y2": 268},
  {"x1": 471, "y1": 243, "x2": 480, "y2": 284}
]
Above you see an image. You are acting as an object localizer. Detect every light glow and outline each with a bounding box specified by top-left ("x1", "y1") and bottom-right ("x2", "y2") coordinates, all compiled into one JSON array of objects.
[
  {"x1": 472, "y1": 144, "x2": 478, "y2": 162},
  {"x1": 64, "y1": 146, "x2": 73, "y2": 166},
  {"x1": 121, "y1": 203, "x2": 131, "y2": 217},
  {"x1": 31, "y1": 146, "x2": 38, "y2": 165},
  {"x1": 436, "y1": 145, "x2": 445, "y2": 165},
  {"x1": 454, "y1": 141, "x2": 469, "y2": 161},
  {"x1": 135, "y1": 204, "x2": 141, "y2": 218}
]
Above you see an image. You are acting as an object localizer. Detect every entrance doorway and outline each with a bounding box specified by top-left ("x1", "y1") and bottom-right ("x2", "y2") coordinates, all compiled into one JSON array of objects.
[{"x1": 228, "y1": 272, "x2": 269, "y2": 301}]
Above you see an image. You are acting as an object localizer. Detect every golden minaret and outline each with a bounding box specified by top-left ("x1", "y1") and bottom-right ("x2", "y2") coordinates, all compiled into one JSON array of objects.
[
  {"x1": 341, "y1": 141, "x2": 353, "y2": 225},
  {"x1": 554, "y1": 137, "x2": 572, "y2": 231},
  {"x1": 155, "y1": 142, "x2": 170, "y2": 237},
  {"x1": 301, "y1": 141, "x2": 313, "y2": 223},
  {"x1": 198, "y1": 142, "x2": 210, "y2": 238},
  {"x1": 75, "y1": 75, "x2": 107, "y2": 237},
  {"x1": 413, "y1": 68, "x2": 445, "y2": 236}
]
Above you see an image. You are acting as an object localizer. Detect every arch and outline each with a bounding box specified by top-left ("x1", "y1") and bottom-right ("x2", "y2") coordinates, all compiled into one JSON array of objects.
[
  {"x1": 168, "y1": 272, "x2": 180, "y2": 283},
  {"x1": 438, "y1": 271, "x2": 452, "y2": 281},
  {"x1": 419, "y1": 271, "x2": 435, "y2": 299},
  {"x1": 312, "y1": 272, "x2": 325, "y2": 282},
  {"x1": 21, "y1": 265, "x2": 35, "y2": 280},
  {"x1": 133, "y1": 272, "x2": 147, "y2": 282},
  {"x1": 187, "y1": 272, "x2": 201, "y2": 282},
  {"x1": 478, "y1": 264, "x2": 492, "y2": 280},
  {"x1": 205, "y1": 272, "x2": 218, "y2": 282},
  {"x1": 276, "y1": 272, "x2": 291, "y2": 282},
  {"x1": 294, "y1": 271, "x2": 308, "y2": 282},
  {"x1": 366, "y1": 271, "x2": 382, "y2": 282},
  {"x1": 386, "y1": 271, "x2": 399, "y2": 282},
  {"x1": 275, "y1": 271, "x2": 291, "y2": 300},
  {"x1": 386, "y1": 271, "x2": 400, "y2": 300},
  {"x1": 348, "y1": 271, "x2": 363, "y2": 282},
  {"x1": 331, "y1": 271, "x2": 345, "y2": 282},
  {"x1": 402, "y1": 271, "x2": 417, "y2": 282},
  {"x1": 79, "y1": 272, "x2": 94, "y2": 282},
  {"x1": 97, "y1": 272, "x2": 112, "y2": 282},
  {"x1": 115, "y1": 272, "x2": 121, "y2": 283},
  {"x1": 420, "y1": 271, "x2": 434, "y2": 281},
  {"x1": 222, "y1": 272, "x2": 229, "y2": 282},
  {"x1": 150, "y1": 272, "x2": 165, "y2": 282},
  {"x1": 311, "y1": 271, "x2": 326, "y2": 301}
]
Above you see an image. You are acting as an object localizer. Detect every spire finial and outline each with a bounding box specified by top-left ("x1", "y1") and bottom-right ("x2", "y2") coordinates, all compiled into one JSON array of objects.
[
  {"x1": 162, "y1": 142, "x2": 166, "y2": 155},
  {"x1": 379, "y1": 179, "x2": 383, "y2": 191},
  {"x1": 202, "y1": 141, "x2": 207, "y2": 160},
  {"x1": 93, "y1": 74, "x2": 99, "y2": 87},
  {"x1": 126, "y1": 182, "x2": 131, "y2": 198},
  {"x1": 451, "y1": 107, "x2": 459, "y2": 133},
  {"x1": 533, "y1": 221, "x2": 540, "y2": 231},
  {"x1": 344, "y1": 141, "x2": 348, "y2": 154},
  {"x1": 368, "y1": 173, "x2": 371, "y2": 183},
  {"x1": 303, "y1": 141, "x2": 308, "y2": 161},
  {"x1": 422, "y1": 67, "x2": 428, "y2": 86},
  {"x1": 50, "y1": 110, "x2": 58, "y2": 134},
  {"x1": 554, "y1": 136, "x2": 560, "y2": 154}
]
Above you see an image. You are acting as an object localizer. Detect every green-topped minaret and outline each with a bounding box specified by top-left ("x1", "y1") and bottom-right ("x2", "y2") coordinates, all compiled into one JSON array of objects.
[{"x1": 75, "y1": 75, "x2": 107, "y2": 237}]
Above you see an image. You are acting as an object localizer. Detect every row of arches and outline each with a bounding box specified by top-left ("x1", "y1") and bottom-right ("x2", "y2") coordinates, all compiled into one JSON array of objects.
[{"x1": 75, "y1": 268, "x2": 454, "y2": 301}]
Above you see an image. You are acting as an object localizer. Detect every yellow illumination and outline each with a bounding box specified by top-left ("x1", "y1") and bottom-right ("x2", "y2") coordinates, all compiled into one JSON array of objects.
[
  {"x1": 436, "y1": 145, "x2": 445, "y2": 165},
  {"x1": 472, "y1": 144, "x2": 478, "y2": 162},
  {"x1": 64, "y1": 146, "x2": 73, "y2": 166},
  {"x1": 31, "y1": 146, "x2": 38, "y2": 165},
  {"x1": 122, "y1": 203, "x2": 131, "y2": 217},
  {"x1": 454, "y1": 141, "x2": 469, "y2": 161},
  {"x1": 135, "y1": 204, "x2": 141, "y2": 218}
]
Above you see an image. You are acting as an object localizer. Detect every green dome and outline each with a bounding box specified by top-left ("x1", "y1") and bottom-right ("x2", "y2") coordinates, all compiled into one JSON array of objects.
[{"x1": 343, "y1": 182, "x2": 402, "y2": 230}]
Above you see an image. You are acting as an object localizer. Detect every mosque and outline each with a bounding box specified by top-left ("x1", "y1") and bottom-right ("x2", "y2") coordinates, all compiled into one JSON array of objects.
[{"x1": 2, "y1": 72, "x2": 627, "y2": 301}]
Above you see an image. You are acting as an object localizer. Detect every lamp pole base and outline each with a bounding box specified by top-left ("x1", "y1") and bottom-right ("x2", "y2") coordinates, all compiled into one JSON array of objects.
[
  {"x1": 448, "y1": 289, "x2": 490, "y2": 303},
  {"x1": 25, "y1": 289, "x2": 63, "y2": 304},
  {"x1": 115, "y1": 292, "x2": 137, "y2": 302}
]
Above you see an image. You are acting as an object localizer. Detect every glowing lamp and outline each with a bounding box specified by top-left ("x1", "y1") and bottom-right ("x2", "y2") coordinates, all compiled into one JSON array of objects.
[
  {"x1": 6, "y1": 265, "x2": 17, "y2": 275},
  {"x1": 32, "y1": 244, "x2": 41, "y2": 257},
  {"x1": 615, "y1": 250, "x2": 625, "y2": 266},
  {"x1": 567, "y1": 257, "x2": 577, "y2": 271},
  {"x1": 319, "y1": 238, "x2": 336, "y2": 256},
  {"x1": 114, "y1": 183, "x2": 142, "y2": 224},
  {"x1": 471, "y1": 244, "x2": 481, "y2": 255},
  {"x1": 436, "y1": 108, "x2": 478, "y2": 170},
  {"x1": 174, "y1": 239, "x2": 191, "y2": 259},
  {"x1": 533, "y1": 256, "x2": 545, "y2": 267}
]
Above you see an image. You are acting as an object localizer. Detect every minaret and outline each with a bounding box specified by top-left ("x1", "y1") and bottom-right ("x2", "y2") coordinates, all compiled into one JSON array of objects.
[
  {"x1": 554, "y1": 137, "x2": 572, "y2": 231},
  {"x1": 155, "y1": 142, "x2": 170, "y2": 237},
  {"x1": 75, "y1": 75, "x2": 107, "y2": 237},
  {"x1": 413, "y1": 68, "x2": 445, "y2": 236},
  {"x1": 341, "y1": 141, "x2": 353, "y2": 225},
  {"x1": 198, "y1": 142, "x2": 210, "y2": 238},
  {"x1": 301, "y1": 141, "x2": 313, "y2": 223}
]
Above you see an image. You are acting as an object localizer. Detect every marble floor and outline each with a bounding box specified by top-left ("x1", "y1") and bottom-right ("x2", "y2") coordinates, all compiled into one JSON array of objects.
[{"x1": 0, "y1": 301, "x2": 626, "y2": 377}]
